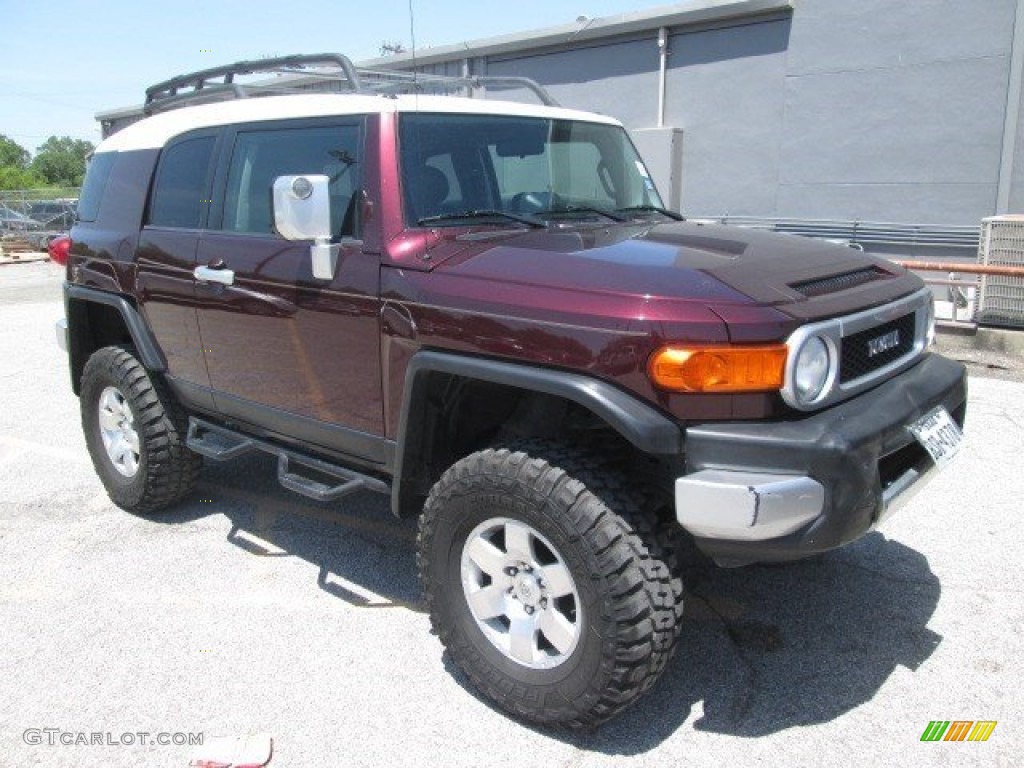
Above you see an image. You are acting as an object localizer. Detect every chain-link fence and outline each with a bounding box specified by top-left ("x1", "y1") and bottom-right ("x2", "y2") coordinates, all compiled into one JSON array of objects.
[{"x1": 1, "y1": 188, "x2": 80, "y2": 250}]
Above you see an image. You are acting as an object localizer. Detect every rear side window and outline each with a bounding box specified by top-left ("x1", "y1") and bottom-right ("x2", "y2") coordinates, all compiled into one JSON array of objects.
[
  {"x1": 148, "y1": 136, "x2": 216, "y2": 229},
  {"x1": 221, "y1": 123, "x2": 362, "y2": 237},
  {"x1": 77, "y1": 152, "x2": 116, "y2": 223}
]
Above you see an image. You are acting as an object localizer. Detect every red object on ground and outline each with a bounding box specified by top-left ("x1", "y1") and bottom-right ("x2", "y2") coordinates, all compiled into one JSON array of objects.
[{"x1": 189, "y1": 733, "x2": 273, "y2": 767}]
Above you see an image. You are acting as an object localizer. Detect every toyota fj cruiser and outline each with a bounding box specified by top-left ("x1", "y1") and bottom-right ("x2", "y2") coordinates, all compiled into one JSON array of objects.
[{"x1": 55, "y1": 54, "x2": 966, "y2": 729}]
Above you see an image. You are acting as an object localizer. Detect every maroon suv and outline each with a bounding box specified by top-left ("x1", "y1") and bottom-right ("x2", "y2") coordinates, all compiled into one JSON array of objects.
[{"x1": 56, "y1": 54, "x2": 966, "y2": 729}]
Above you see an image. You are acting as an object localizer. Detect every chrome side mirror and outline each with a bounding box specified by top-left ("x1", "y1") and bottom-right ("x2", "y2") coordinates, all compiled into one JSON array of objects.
[{"x1": 272, "y1": 174, "x2": 338, "y2": 280}]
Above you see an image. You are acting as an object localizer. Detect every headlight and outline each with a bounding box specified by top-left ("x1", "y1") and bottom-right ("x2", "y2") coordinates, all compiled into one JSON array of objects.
[{"x1": 793, "y1": 336, "x2": 830, "y2": 403}]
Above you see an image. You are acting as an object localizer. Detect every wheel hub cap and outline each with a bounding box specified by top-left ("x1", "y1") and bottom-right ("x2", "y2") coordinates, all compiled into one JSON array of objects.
[
  {"x1": 513, "y1": 573, "x2": 541, "y2": 607},
  {"x1": 98, "y1": 386, "x2": 140, "y2": 478},
  {"x1": 460, "y1": 517, "x2": 582, "y2": 670}
]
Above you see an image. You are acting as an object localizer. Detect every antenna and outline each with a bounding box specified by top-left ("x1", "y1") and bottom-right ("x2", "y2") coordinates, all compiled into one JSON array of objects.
[{"x1": 408, "y1": 0, "x2": 418, "y2": 91}]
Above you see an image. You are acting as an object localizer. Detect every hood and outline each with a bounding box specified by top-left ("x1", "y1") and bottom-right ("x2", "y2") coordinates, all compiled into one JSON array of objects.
[{"x1": 429, "y1": 221, "x2": 922, "y2": 322}]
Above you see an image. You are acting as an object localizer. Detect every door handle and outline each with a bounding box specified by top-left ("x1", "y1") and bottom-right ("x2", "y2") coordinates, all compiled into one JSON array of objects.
[{"x1": 194, "y1": 265, "x2": 235, "y2": 286}]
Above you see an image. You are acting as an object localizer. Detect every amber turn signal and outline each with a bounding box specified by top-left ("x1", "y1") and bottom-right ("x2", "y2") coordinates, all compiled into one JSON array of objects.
[{"x1": 648, "y1": 344, "x2": 788, "y2": 393}]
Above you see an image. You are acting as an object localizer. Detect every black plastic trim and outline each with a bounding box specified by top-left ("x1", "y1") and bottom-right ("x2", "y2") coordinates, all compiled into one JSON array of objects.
[
  {"x1": 65, "y1": 283, "x2": 167, "y2": 372},
  {"x1": 391, "y1": 349, "x2": 683, "y2": 516},
  {"x1": 683, "y1": 353, "x2": 968, "y2": 563},
  {"x1": 206, "y1": 386, "x2": 393, "y2": 470}
]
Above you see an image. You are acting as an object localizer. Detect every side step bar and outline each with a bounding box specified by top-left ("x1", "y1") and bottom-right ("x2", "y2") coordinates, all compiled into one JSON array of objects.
[{"x1": 186, "y1": 417, "x2": 390, "y2": 502}]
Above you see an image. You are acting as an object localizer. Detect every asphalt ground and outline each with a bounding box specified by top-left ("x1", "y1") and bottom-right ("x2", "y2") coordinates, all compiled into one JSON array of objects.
[{"x1": 0, "y1": 260, "x2": 1020, "y2": 767}]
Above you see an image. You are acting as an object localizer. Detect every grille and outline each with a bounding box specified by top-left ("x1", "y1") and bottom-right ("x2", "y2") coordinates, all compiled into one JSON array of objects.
[
  {"x1": 840, "y1": 312, "x2": 917, "y2": 383},
  {"x1": 791, "y1": 266, "x2": 889, "y2": 298}
]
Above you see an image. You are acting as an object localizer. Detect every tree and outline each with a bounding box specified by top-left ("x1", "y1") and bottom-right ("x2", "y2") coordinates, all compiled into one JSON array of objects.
[
  {"x1": 0, "y1": 166, "x2": 46, "y2": 190},
  {"x1": 31, "y1": 136, "x2": 95, "y2": 187},
  {"x1": 379, "y1": 41, "x2": 407, "y2": 56},
  {"x1": 0, "y1": 134, "x2": 31, "y2": 170}
]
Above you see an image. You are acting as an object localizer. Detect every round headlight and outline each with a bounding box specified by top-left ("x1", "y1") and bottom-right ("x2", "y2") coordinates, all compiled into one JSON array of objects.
[{"x1": 794, "y1": 336, "x2": 830, "y2": 403}]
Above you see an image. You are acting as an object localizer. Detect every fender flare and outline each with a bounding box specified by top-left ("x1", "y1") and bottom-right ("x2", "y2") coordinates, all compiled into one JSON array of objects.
[
  {"x1": 391, "y1": 350, "x2": 682, "y2": 516},
  {"x1": 64, "y1": 284, "x2": 166, "y2": 393}
]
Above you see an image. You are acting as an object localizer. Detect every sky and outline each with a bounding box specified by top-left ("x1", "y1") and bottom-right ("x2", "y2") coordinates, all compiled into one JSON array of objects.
[{"x1": 1, "y1": 0, "x2": 674, "y2": 155}]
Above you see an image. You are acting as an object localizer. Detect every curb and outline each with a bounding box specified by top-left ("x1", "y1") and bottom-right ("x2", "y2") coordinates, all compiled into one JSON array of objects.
[
  {"x1": 937, "y1": 324, "x2": 1024, "y2": 356},
  {"x1": 973, "y1": 327, "x2": 1024, "y2": 356}
]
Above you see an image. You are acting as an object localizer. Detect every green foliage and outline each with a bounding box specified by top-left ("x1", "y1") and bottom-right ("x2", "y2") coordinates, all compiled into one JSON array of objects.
[
  {"x1": 0, "y1": 134, "x2": 31, "y2": 170},
  {"x1": 0, "y1": 166, "x2": 46, "y2": 190},
  {"x1": 30, "y1": 136, "x2": 95, "y2": 187}
]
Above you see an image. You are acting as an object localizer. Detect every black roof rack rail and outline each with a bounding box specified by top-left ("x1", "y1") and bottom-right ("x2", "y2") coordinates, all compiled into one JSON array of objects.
[
  {"x1": 143, "y1": 52, "x2": 559, "y2": 115},
  {"x1": 354, "y1": 68, "x2": 559, "y2": 106},
  {"x1": 144, "y1": 53, "x2": 363, "y2": 115}
]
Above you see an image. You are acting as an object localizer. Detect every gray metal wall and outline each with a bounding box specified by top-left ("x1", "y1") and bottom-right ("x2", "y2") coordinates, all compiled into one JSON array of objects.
[
  {"x1": 1012, "y1": 32, "x2": 1024, "y2": 213},
  {"x1": 453, "y1": 0, "x2": 1023, "y2": 230}
]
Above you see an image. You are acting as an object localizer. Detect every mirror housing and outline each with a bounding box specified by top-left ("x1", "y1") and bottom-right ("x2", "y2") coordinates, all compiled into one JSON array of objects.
[{"x1": 272, "y1": 174, "x2": 338, "y2": 280}]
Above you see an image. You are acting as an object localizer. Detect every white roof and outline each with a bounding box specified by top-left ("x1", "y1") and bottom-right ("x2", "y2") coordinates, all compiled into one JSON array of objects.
[{"x1": 97, "y1": 94, "x2": 621, "y2": 153}]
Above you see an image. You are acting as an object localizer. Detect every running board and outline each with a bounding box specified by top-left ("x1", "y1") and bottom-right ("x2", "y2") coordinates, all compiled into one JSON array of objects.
[{"x1": 186, "y1": 417, "x2": 390, "y2": 502}]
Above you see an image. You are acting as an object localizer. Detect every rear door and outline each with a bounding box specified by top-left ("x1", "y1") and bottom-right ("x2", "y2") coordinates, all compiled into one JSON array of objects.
[
  {"x1": 135, "y1": 130, "x2": 218, "y2": 407},
  {"x1": 194, "y1": 117, "x2": 385, "y2": 461}
]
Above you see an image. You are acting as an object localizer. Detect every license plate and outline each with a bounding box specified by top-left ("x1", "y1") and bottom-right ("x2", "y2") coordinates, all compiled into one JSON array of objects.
[{"x1": 909, "y1": 406, "x2": 963, "y2": 469}]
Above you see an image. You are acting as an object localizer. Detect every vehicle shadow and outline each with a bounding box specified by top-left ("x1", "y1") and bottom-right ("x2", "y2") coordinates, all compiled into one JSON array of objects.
[
  {"x1": 154, "y1": 452, "x2": 423, "y2": 612},
  {"x1": 565, "y1": 533, "x2": 942, "y2": 754},
  {"x1": 156, "y1": 454, "x2": 942, "y2": 753}
]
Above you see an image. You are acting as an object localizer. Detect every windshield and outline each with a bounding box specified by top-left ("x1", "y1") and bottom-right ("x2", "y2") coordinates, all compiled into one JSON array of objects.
[{"x1": 399, "y1": 113, "x2": 664, "y2": 226}]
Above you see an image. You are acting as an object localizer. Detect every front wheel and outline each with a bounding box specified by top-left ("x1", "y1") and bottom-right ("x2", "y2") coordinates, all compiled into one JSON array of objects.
[
  {"x1": 417, "y1": 443, "x2": 683, "y2": 729},
  {"x1": 80, "y1": 345, "x2": 201, "y2": 513}
]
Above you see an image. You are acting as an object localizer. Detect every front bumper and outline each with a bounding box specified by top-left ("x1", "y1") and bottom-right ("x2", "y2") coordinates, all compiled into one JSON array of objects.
[
  {"x1": 675, "y1": 353, "x2": 967, "y2": 565},
  {"x1": 55, "y1": 317, "x2": 68, "y2": 352}
]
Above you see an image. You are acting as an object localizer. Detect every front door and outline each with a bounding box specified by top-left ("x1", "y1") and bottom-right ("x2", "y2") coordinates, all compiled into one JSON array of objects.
[{"x1": 194, "y1": 118, "x2": 384, "y2": 462}]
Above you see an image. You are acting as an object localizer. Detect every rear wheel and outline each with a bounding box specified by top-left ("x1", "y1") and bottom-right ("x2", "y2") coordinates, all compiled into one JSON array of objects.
[
  {"x1": 81, "y1": 345, "x2": 201, "y2": 513},
  {"x1": 417, "y1": 442, "x2": 683, "y2": 729}
]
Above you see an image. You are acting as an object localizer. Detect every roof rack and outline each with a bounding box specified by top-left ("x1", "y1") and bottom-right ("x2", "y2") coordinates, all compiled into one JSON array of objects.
[{"x1": 143, "y1": 52, "x2": 559, "y2": 115}]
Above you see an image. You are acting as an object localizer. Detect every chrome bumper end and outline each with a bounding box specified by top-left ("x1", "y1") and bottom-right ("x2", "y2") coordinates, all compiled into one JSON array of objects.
[
  {"x1": 55, "y1": 318, "x2": 68, "y2": 352},
  {"x1": 675, "y1": 470, "x2": 825, "y2": 541}
]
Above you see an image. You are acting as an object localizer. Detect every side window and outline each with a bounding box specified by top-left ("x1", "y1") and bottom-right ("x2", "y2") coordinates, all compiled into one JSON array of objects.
[
  {"x1": 77, "y1": 152, "x2": 117, "y2": 223},
  {"x1": 148, "y1": 136, "x2": 215, "y2": 229},
  {"x1": 221, "y1": 123, "x2": 362, "y2": 237}
]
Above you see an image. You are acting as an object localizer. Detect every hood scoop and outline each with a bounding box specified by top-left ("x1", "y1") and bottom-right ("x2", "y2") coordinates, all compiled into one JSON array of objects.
[{"x1": 790, "y1": 265, "x2": 892, "y2": 298}]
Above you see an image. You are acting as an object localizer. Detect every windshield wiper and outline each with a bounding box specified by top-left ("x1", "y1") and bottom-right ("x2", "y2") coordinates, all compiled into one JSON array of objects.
[
  {"x1": 535, "y1": 206, "x2": 627, "y2": 222},
  {"x1": 615, "y1": 205, "x2": 684, "y2": 221},
  {"x1": 417, "y1": 210, "x2": 545, "y2": 228}
]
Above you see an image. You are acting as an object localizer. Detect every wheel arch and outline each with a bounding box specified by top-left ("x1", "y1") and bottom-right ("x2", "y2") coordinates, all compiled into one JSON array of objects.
[
  {"x1": 391, "y1": 350, "x2": 682, "y2": 517},
  {"x1": 64, "y1": 283, "x2": 166, "y2": 395}
]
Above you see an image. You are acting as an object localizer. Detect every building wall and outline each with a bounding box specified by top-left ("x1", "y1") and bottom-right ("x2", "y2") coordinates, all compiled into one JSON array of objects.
[
  {"x1": 664, "y1": 18, "x2": 790, "y2": 217},
  {"x1": 776, "y1": 0, "x2": 1017, "y2": 225},
  {"x1": 419, "y1": 0, "x2": 1022, "y2": 227},
  {"x1": 1013, "y1": 65, "x2": 1024, "y2": 212}
]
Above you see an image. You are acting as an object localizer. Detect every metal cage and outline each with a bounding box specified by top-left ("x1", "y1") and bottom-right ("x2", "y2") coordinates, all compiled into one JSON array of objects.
[{"x1": 977, "y1": 215, "x2": 1024, "y2": 328}]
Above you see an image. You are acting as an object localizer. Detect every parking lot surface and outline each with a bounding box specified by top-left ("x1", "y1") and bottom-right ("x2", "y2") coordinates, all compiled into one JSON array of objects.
[{"x1": 0, "y1": 261, "x2": 1020, "y2": 767}]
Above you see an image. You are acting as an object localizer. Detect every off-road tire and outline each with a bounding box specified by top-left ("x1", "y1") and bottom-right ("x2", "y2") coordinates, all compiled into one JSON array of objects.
[
  {"x1": 417, "y1": 440, "x2": 684, "y2": 729},
  {"x1": 81, "y1": 345, "x2": 201, "y2": 513}
]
